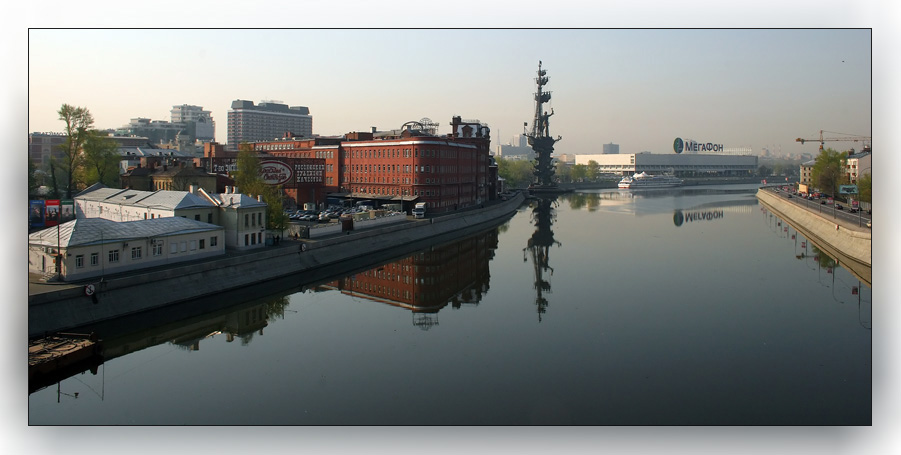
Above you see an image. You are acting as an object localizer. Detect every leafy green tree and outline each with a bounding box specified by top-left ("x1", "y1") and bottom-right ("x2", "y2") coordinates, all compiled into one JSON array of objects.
[
  {"x1": 857, "y1": 172, "x2": 871, "y2": 204},
  {"x1": 234, "y1": 142, "x2": 289, "y2": 232},
  {"x1": 811, "y1": 148, "x2": 848, "y2": 197},
  {"x1": 81, "y1": 130, "x2": 121, "y2": 188},
  {"x1": 586, "y1": 160, "x2": 600, "y2": 181},
  {"x1": 571, "y1": 164, "x2": 587, "y2": 182},
  {"x1": 757, "y1": 165, "x2": 771, "y2": 177},
  {"x1": 555, "y1": 162, "x2": 573, "y2": 183},
  {"x1": 496, "y1": 158, "x2": 534, "y2": 188},
  {"x1": 57, "y1": 104, "x2": 94, "y2": 198}
]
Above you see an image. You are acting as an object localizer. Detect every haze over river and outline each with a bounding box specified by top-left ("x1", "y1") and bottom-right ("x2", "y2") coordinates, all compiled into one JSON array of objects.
[{"x1": 29, "y1": 184, "x2": 871, "y2": 425}]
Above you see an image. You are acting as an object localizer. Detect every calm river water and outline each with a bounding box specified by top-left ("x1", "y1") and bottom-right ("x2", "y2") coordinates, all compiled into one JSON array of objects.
[{"x1": 28, "y1": 184, "x2": 871, "y2": 425}]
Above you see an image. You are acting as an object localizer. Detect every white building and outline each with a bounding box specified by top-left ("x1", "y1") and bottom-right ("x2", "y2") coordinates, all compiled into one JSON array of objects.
[
  {"x1": 75, "y1": 185, "x2": 268, "y2": 250},
  {"x1": 28, "y1": 217, "x2": 225, "y2": 281},
  {"x1": 575, "y1": 153, "x2": 758, "y2": 177}
]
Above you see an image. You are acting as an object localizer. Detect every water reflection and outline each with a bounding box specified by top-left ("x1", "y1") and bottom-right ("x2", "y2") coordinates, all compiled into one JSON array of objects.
[
  {"x1": 760, "y1": 207, "x2": 871, "y2": 329},
  {"x1": 523, "y1": 196, "x2": 560, "y2": 321},
  {"x1": 29, "y1": 296, "x2": 289, "y2": 395},
  {"x1": 315, "y1": 229, "x2": 499, "y2": 329}
]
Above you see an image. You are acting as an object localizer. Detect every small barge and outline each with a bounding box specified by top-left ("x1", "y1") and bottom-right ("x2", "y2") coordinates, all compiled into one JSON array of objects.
[{"x1": 29, "y1": 333, "x2": 103, "y2": 387}]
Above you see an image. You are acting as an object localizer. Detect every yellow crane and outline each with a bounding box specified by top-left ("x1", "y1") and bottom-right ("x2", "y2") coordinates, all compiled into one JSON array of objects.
[{"x1": 796, "y1": 130, "x2": 871, "y2": 151}]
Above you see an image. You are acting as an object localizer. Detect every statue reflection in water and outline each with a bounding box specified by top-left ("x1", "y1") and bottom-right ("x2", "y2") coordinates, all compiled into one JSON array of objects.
[{"x1": 523, "y1": 196, "x2": 561, "y2": 322}]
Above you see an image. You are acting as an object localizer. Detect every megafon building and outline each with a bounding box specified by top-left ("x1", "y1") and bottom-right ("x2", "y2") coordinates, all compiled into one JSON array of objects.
[{"x1": 575, "y1": 137, "x2": 758, "y2": 177}]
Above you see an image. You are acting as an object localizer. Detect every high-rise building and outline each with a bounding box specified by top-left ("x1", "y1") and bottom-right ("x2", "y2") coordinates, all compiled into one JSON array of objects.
[
  {"x1": 170, "y1": 104, "x2": 215, "y2": 142},
  {"x1": 226, "y1": 100, "x2": 312, "y2": 150},
  {"x1": 28, "y1": 132, "x2": 68, "y2": 168},
  {"x1": 602, "y1": 142, "x2": 619, "y2": 154}
]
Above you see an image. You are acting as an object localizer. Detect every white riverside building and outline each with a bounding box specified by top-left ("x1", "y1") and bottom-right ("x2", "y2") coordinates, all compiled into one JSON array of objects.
[
  {"x1": 28, "y1": 217, "x2": 225, "y2": 282},
  {"x1": 30, "y1": 185, "x2": 270, "y2": 282},
  {"x1": 574, "y1": 152, "x2": 758, "y2": 177}
]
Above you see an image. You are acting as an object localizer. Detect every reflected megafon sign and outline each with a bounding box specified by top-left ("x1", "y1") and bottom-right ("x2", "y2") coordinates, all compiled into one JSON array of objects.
[
  {"x1": 673, "y1": 209, "x2": 725, "y2": 227},
  {"x1": 674, "y1": 137, "x2": 723, "y2": 154}
]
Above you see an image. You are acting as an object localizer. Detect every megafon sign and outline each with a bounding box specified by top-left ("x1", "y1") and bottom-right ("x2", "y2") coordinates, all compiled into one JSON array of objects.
[{"x1": 673, "y1": 137, "x2": 723, "y2": 154}]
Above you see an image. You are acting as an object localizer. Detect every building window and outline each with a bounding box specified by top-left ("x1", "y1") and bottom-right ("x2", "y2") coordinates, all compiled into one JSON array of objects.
[
  {"x1": 245, "y1": 234, "x2": 249, "y2": 246},
  {"x1": 109, "y1": 249, "x2": 120, "y2": 263},
  {"x1": 181, "y1": 241, "x2": 187, "y2": 252},
  {"x1": 245, "y1": 214, "x2": 249, "y2": 227},
  {"x1": 207, "y1": 213, "x2": 213, "y2": 223},
  {"x1": 199, "y1": 239, "x2": 205, "y2": 249},
  {"x1": 90, "y1": 253, "x2": 99, "y2": 266},
  {"x1": 190, "y1": 240, "x2": 197, "y2": 250},
  {"x1": 131, "y1": 246, "x2": 142, "y2": 260},
  {"x1": 153, "y1": 243, "x2": 163, "y2": 256},
  {"x1": 210, "y1": 236, "x2": 218, "y2": 247},
  {"x1": 75, "y1": 255, "x2": 84, "y2": 268},
  {"x1": 170, "y1": 242, "x2": 178, "y2": 254},
  {"x1": 195, "y1": 214, "x2": 200, "y2": 221}
]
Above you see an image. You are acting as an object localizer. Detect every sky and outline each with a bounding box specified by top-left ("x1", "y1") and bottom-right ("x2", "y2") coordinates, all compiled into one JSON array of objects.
[{"x1": 27, "y1": 28, "x2": 873, "y2": 156}]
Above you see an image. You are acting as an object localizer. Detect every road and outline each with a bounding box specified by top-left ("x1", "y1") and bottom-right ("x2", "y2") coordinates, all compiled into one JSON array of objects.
[{"x1": 761, "y1": 186, "x2": 872, "y2": 230}]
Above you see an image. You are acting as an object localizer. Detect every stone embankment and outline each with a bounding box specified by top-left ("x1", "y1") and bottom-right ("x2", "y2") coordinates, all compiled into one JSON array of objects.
[
  {"x1": 28, "y1": 193, "x2": 525, "y2": 338},
  {"x1": 756, "y1": 189, "x2": 871, "y2": 285}
]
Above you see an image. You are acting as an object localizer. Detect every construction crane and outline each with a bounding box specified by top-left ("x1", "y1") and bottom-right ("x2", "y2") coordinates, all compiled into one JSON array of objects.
[{"x1": 796, "y1": 130, "x2": 871, "y2": 152}]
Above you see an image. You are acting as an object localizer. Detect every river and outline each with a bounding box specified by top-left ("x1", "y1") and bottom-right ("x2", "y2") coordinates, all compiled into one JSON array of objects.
[{"x1": 28, "y1": 184, "x2": 871, "y2": 425}]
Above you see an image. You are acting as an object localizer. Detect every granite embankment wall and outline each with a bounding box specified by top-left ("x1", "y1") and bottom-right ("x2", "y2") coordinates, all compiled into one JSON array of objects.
[
  {"x1": 29, "y1": 193, "x2": 525, "y2": 337},
  {"x1": 756, "y1": 189, "x2": 871, "y2": 284}
]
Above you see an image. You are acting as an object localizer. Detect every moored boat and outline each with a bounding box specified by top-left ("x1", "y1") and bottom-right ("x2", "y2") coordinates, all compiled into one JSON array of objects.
[{"x1": 618, "y1": 172, "x2": 683, "y2": 189}]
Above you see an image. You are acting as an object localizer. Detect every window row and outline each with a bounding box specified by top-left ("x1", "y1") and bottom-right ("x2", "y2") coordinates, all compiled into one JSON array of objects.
[{"x1": 73, "y1": 236, "x2": 219, "y2": 268}]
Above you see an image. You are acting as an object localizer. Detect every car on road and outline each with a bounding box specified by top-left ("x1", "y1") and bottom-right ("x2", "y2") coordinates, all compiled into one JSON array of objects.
[
  {"x1": 835, "y1": 204, "x2": 843, "y2": 210},
  {"x1": 820, "y1": 200, "x2": 827, "y2": 205},
  {"x1": 849, "y1": 207, "x2": 859, "y2": 213},
  {"x1": 787, "y1": 194, "x2": 792, "y2": 199}
]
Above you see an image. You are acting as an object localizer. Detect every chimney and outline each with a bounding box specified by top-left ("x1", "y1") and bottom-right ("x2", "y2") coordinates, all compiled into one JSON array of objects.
[
  {"x1": 188, "y1": 185, "x2": 196, "y2": 194},
  {"x1": 371, "y1": 126, "x2": 377, "y2": 133}
]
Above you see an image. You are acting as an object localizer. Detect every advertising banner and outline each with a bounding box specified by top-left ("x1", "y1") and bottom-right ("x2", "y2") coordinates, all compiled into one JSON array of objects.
[
  {"x1": 29, "y1": 200, "x2": 45, "y2": 228},
  {"x1": 44, "y1": 199, "x2": 60, "y2": 227},
  {"x1": 60, "y1": 199, "x2": 75, "y2": 223}
]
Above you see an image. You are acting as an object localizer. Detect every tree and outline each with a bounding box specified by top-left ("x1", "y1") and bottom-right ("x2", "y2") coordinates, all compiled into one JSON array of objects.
[
  {"x1": 757, "y1": 165, "x2": 771, "y2": 177},
  {"x1": 571, "y1": 164, "x2": 587, "y2": 182},
  {"x1": 80, "y1": 130, "x2": 121, "y2": 188},
  {"x1": 586, "y1": 160, "x2": 600, "y2": 181},
  {"x1": 235, "y1": 143, "x2": 264, "y2": 195},
  {"x1": 811, "y1": 148, "x2": 848, "y2": 197},
  {"x1": 58, "y1": 104, "x2": 95, "y2": 198},
  {"x1": 496, "y1": 158, "x2": 535, "y2": 188},
  {"x1": 28, "y1": 158, "x2": 39, "y2": 198},
  {"x1": 857, "y1": 172, "x2": 871, "y2": 204},
  {"x1": 234, "y1": 143, "x2": 289, "y2": 232}
]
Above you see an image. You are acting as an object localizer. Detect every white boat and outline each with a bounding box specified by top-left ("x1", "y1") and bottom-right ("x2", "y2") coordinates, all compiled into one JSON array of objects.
[{"x1": 618, "y1": 172, "x2": 683, "y2": 189}]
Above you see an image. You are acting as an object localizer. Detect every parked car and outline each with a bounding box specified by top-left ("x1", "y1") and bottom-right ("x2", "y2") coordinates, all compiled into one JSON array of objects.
[
  {"x1": 849, "y1": 207, "x2": 859, "y2": 213},
  {"x1": 820, "y1": 200, "x2": 827, "y2": 205},
  {"x1": 835, "y1": 204, "x2": 843, "y2": 210}
]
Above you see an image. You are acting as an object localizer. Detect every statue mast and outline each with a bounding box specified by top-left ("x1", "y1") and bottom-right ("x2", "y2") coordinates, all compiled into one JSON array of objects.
[{"x1": 526, "y1": 61, "x2": 563, "y2": 192}]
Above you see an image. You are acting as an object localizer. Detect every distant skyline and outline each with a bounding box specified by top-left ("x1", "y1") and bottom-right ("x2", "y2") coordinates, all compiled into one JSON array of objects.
[{"x1": 28, "y1": 29, "x2": 871, "y2": 156}]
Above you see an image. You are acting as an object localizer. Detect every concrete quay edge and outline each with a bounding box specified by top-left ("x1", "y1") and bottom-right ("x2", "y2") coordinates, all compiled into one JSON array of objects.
[
  {"x1": 28, "y1": 192, "x2": 525, "y2": 338},
  {"x1": 756, "y1": 189, "x2": 871, "y2": 285}
]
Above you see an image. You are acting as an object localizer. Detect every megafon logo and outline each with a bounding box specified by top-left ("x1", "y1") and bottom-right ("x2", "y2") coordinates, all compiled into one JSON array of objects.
[{"x1": 673, "y1": 138, "x2": 684, "y2": 154}]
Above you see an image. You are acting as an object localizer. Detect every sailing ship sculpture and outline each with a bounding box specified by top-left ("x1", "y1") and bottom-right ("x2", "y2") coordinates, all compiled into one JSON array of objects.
[{"x1": 525, "y1": 61, "x2": 566, "y2": 193}]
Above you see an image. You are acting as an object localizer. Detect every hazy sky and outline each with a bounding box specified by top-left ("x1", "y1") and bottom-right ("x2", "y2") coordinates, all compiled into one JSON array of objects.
[{"x1": 28, "y1": 28, "x2": 871, "y2": 156}]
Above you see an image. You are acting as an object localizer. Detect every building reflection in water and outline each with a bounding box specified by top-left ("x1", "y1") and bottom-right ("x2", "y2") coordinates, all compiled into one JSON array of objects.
[
  {"x1": 523, "y1": 196, "x2": 560, "y2": 322},
  {"x1": 317, "y1": 228, "x2": 500, "y2": 329}
]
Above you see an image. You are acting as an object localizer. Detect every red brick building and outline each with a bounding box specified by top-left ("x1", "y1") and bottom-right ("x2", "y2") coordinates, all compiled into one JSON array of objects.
[{"x1": 220, "y1": 116, "x2": 498, "y2": 213}]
